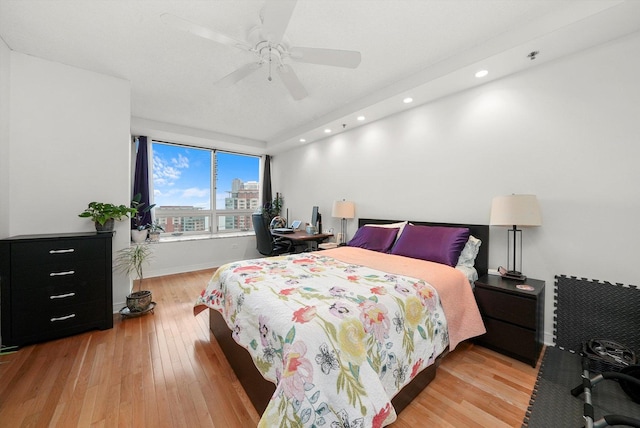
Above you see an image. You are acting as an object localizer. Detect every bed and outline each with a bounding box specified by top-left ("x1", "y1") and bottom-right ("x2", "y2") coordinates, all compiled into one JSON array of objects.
[{"x1": 194, "y1": 218, "x2": 489, "y2": 427}]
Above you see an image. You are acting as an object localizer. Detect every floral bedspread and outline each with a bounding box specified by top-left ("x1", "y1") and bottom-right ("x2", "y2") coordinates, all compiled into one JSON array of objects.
[{"x1": 194, "y1": 252, "x2": 449, "y2": 427}]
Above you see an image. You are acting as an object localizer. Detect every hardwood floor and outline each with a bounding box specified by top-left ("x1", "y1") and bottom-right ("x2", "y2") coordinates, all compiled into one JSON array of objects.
[{"x1": 0, "y1": 269, "x2": 539, "y2": 427}]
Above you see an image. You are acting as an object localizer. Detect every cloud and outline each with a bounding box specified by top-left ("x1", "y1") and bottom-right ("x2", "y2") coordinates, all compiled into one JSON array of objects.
[
  {"x1": 153, "y1": 153, "x2": 187, "y2": 187},
  {"x1": 182, "y1": 187, "x2": 209, "y2": 198},
  {"x1": 154, "y1": 188, "x2": 180, "y2": 198},
  {"x1": 172, "y1": 153, "x2": 189, "y2": 169}
]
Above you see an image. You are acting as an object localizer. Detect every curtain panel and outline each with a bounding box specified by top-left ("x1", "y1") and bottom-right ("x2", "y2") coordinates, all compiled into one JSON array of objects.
[{"x1": 132, "y1": 136, "x2": 152, "y2": 228}]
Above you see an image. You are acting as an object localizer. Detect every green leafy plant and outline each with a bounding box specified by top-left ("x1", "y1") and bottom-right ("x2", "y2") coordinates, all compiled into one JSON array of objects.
[
  {"x1": 78, "y1": 202, "x2": 136, "y2": 226},
  {"x1": 131, "y1": 193, "x2": 156, "y2": 230},
  {"x1": 114, "y1": 243, "x2": 153, "y2": 293},
  {"x1": 262, "y1": 193, "x2": 283, "y2": 220},
  {"x1": 147, "y1": 219, "x2": 165, "y2": 233}
]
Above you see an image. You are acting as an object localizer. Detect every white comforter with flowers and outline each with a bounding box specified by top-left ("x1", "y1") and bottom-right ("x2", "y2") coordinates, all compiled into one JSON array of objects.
[{"x1": 195, "y1": 252, "x2": 450, "y2": 427}]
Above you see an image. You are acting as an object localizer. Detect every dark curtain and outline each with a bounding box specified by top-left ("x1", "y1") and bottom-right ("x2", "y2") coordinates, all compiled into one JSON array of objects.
[
  {"x1": 262, "y1": 155, "x2": 272, "y2": 208},
  {"x1": 132, "y1": 136, "x2": 152, "y2": 228}
]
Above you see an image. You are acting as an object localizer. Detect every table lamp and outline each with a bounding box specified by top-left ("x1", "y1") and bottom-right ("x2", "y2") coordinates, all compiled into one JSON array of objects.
[
  {"x1": 490, "y1": 194, "x2": 542, "y2": 281},
  {"x1": 332, "y1": 200, "x2": 355, "y2": 245}
]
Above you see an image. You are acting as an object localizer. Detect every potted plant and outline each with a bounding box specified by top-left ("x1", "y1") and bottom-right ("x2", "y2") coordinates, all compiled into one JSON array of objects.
[
  {"x1": 130, "y1": 224, "x2": 148, "y2": 243},
  {"x1": 147, "y1": 219, "x2": 165, "y2": 242},
  {"x1": 130, "y1": 193, "x2": 155, "y2": 243},
  {"x1": 115, "y1": 243, "x2": 154, "y2": 313},
  {"x1": 262, "y1": 193, "x2": 283, "y2": 221},
  {"x1": 78, "y1": 201, "x2": 136, "y2": 233}
]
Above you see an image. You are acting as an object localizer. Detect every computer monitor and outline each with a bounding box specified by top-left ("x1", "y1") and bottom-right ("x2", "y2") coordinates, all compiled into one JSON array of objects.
[{"x1": 311, "y1": 206, "x2": 322, "y2": 233}]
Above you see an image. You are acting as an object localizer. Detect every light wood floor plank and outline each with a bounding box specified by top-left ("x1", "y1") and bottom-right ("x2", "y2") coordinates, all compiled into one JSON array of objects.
[{"x1": 0, "y1": 268, "x2": 538, "y2": 427}]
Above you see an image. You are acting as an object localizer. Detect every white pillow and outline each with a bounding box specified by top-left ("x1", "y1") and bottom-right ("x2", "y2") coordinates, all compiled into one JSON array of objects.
[
  {"x1": 456, "y1": 235, "x2": 481, "y2": 268},
  {"x1": 365, "y1": 221, "x2": 408, "y2": 242}
]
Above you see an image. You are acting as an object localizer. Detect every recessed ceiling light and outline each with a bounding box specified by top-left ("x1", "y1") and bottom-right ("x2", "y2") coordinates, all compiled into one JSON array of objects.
[
  {"x1": 475, "y1": 69, "x2": 489, "y2": 78},
  {"x1": 357, "y1": 116, "x2": 365, "y2": 121},
  {"x1": 403, "y1": 97, "x2": 413, "y2": 104},
  {"x1": 299, "y1": 138, "x2": 306, "y2": 143},
  {"x1": 324, "y1": 128, "x2": 332, "y2": 133}
]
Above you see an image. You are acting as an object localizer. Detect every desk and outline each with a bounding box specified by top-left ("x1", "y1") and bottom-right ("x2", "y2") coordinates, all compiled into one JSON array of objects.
[{"x1": 271, "y1": 230, "x2": 333, "y2": 250}]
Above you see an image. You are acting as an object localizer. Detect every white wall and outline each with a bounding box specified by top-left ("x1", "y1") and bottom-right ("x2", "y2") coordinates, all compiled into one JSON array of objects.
[
  {"x1": 146, "y1": 235, "x2": 259, "y2": 278},
  {"x1": 273, "y1": 32, "x2": 640, "y2": 344},
  {"x1": 0, "y1": 37, "x2": 10, "y2": 238},
  {"x1": 3, "y1": 50, "x2": 261, "y2": 311},
  {"x1": 7, "y1": 52, "x2": 132, "y2": 310}
]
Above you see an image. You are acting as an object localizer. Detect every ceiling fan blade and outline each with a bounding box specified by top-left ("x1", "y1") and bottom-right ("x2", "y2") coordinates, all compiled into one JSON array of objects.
[
  {"x1": 276, "y1": 64, "x2": 308, "y2": 101},
  {"x1": 160, "y1": 13, "x2": 251, "y2": 51},
  {"x1": 260, "y1": 0, "x2": 297, "y2": 44},
  {"x1": 217, "y1": 62, "x2": 262, "y2": 87},
  {"x1": 289, "y1": 47, "x2": 362, "y2": 68}
]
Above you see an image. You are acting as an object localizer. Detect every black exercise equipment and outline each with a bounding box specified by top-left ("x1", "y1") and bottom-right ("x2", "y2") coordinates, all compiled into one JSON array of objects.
[{"x1": 572, "y1": 340, "x2": 640, "y2": 428}]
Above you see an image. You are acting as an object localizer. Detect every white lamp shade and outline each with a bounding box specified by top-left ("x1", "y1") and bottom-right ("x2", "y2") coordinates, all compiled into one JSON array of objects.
[
  {"x1": 490, "y1": 194, "x2": 542, "y2": 227},
  {"x1": 332, "y1": 200, "x2": 355, "y2": 219}
]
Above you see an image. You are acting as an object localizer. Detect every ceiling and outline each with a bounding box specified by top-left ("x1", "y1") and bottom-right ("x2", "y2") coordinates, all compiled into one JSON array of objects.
[{"x1": 1, "y1": 0, "x2": 639, "y2": 154}]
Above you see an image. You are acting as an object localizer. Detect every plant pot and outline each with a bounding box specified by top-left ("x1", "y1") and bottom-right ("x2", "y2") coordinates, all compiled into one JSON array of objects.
[
  {"x1": 131, "y1": 229, "x2": 148, "y2": 243},
  {"x1": 148, "y1": 231, "x2": 161, "y2": 242},
  {"x1": 126, "y1": 290, "x2": 152, "y2": 312},
  {"x1": 95, "y1": 218, "x2": 115, "y2": 233}
]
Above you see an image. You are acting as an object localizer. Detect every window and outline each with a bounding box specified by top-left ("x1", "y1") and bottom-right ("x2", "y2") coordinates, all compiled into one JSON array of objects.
[{"x1": 150, "y1": 141, "x2": 260, "y2": 235}]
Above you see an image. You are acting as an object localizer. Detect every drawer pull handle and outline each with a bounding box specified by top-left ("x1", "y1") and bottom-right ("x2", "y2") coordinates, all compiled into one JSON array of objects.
[
  {"x1": 50, "y1": 292, "x2": 76, "y2": 300},
  {"x1": 50, "y1": 314, "x2": 76, "y2": 322},
  {"x1": 49, "y1": 249, "x2": 75, "y2": 254},
  {"x1": 50, "y1": 270, "x2": 75, "y2": 277}
]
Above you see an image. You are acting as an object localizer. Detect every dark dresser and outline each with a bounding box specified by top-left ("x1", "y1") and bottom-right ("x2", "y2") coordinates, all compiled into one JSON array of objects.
[
  {"x1": 1, "y1": 232, "x2": 113, "y2": 346},
  {"x1": 474, "y1": 274, "x2": 545, "y2": 367}
]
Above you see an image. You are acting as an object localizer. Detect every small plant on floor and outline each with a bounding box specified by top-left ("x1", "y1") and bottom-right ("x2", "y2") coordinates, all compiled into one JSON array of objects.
[{"x1": 115, "y1": 243, "x2": 154, "y2": 312}]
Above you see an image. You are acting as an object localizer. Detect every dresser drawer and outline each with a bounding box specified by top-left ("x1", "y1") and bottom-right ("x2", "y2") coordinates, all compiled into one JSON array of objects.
[
  {"x1": 478, "y1": 317, "x2": 538, "y2": 366},
  {"x1": 12, "y1": 279, "x2": 106, "y2": 309},
  {"x1": 475, "y1": 287, "x2": 536, "y2": 329},
  {"x1": 11, "y1": 300, "x2": 108, "y2": 342},
  {"x1": 11, "y1": 259, "x2": 106, "y2": 290},
  {"x1": 11, "y1": 238, "x2": 105, "y2": 267}
]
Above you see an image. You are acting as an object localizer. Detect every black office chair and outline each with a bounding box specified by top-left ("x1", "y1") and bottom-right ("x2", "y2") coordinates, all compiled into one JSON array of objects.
[{"x1": 252, "y1": 213, "x2": 294, "y2": 256}]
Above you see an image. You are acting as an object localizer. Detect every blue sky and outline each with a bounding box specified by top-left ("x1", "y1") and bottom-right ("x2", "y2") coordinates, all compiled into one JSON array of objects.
[{"x1": 152, "y1": 142, "x2": 259, "y2": 209}]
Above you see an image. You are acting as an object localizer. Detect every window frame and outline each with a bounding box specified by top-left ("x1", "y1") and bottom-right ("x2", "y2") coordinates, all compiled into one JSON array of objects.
[{"x1": 149, "y1": 140, "x2": 261, "y2": 236}]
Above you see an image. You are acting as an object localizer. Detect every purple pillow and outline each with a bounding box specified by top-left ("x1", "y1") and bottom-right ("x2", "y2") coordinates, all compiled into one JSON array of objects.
[
  {"x1": 347, "y1": 226, "x2": 399, "y2": 253},
  {"x1": 391, "y1": 224, "x2": 470, "y2": 266}
]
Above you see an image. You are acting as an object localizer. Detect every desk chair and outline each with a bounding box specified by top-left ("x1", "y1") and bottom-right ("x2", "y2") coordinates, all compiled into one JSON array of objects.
[{"x1": 252, "y1": 214, "x2": 295, "y2": 256}]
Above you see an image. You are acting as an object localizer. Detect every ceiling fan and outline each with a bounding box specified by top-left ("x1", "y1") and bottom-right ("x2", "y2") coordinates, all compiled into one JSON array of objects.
[{"x1": 161, "y1": 0, "x2": 361, "y2": 101}]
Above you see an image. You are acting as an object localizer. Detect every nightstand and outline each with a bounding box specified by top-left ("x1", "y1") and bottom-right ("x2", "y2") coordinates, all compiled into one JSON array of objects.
[{"x1": 474, "y1": 274, "x2": 545, "y2": 367}]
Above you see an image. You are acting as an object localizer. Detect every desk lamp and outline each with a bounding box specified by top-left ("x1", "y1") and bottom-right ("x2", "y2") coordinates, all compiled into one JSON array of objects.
[
  {"x1": 490, "y1": 194, "x2": 542, "y2": 281},
  {"x1": 332, "y1": 200, "x2": 355, "y2": 245}
]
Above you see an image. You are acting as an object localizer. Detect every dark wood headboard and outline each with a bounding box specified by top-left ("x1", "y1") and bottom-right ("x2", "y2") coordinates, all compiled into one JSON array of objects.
[{"x1": 358, "y1": 218, "x2": 490, "y2": 278}]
